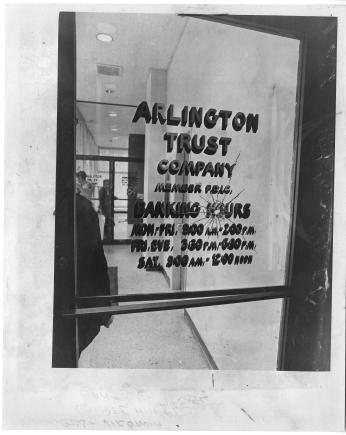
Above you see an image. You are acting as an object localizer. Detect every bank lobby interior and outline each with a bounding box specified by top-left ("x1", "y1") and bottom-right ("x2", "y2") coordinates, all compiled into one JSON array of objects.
[{"x1": 74, "y1": 12, "x2": 292, "y2": 370}]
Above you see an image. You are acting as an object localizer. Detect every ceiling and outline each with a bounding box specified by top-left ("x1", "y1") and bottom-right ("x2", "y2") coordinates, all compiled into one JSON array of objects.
[
  {"x1": 77, "y1": 102, "x2": 143, "y2": 149},
  {"x1": 76, "y1": 12, "x2": 187, "y2": 150}
]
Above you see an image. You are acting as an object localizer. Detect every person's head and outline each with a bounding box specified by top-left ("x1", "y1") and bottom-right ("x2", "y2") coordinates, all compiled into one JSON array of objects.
[
  {"x1": 103, "y1": 179, "x2": 110, "y2": 188},
  {"x1": 77, "y1": 170, "x2": 87, "y2": 183}
]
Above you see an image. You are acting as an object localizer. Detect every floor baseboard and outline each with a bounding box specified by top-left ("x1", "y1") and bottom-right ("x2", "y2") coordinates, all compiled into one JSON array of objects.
[{"x1": 184, "y1": 309, "x2": 218, "y2": 370}]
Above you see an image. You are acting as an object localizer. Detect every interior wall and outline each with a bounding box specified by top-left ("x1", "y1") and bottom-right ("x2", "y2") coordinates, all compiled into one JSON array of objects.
[
  {"x1": 144, "y1": 68, "x2": 167, "y2": 276},
  {"x1": 76, "y1": 106, "x2": 98, "y2": 155},
  {"x1": 167, "y1": 18, "x2": 299, "y2": 291},
  {"x1": 128, "y1": 134, "x2": 145, "y2": 224},
  {"x1": 76, "y1": 106, "x2": 98, "y2": 175},
  {"x1": 166, "y1": 17, "x2": 300, "y2": 369}
]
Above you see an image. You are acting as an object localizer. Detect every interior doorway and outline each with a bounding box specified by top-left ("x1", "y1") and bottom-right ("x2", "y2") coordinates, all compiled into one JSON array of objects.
[
  {"x1": 76, "y1": 152, "x2": 144, "y2": 243},
  {"x1": 76, "y1": 101, "x2": 145, "y2": 244}
]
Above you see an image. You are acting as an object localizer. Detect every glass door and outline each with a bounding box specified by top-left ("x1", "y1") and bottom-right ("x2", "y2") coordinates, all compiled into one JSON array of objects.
[
  {"x1": 75, "y1": 101, "x2": 144, "y2": 243},
  {"x1": 53, "y1": 10, "x2": 335, "y2": 371}
]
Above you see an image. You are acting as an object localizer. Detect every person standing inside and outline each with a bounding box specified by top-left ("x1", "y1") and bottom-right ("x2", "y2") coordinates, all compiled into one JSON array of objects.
[
  {"x1": 76, "y1": 170, "x2": 94, "y2": 202},
  {"x1": 75, "y1": 190, "x2": 113, "y2": 354},
  {"x1": 99, "y1": 179, "x2": 116, "y2": 241}
]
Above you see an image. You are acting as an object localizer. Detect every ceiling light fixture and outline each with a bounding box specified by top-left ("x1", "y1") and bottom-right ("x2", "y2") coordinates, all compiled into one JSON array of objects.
[
  {"x1": 108, "y1": 112, "x2": 117, "y2": 117},
  {"x1": 111, "y1": 127, "x2": 118, "y2": 131},
  {"x1": 96, "y1": 33, "x2": 113, "y2": 43}
]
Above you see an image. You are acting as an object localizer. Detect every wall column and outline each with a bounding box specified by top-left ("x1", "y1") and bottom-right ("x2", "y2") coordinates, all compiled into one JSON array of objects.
[{"x1": 143, "y1": 68, "x2": 168, "y2": 278}]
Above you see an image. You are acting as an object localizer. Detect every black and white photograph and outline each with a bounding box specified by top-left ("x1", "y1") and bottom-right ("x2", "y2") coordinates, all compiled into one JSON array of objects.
[
  {"x1": 53, "y1": 10, "x2": 336, "y2": 370},
  {"x1": 3, "y1": 2, "x2": 346, "y2": 430}
]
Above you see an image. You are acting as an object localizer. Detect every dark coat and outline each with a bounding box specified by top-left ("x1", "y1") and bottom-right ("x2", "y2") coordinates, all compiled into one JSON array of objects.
[
  {"x1": 53, "y1": 190, "x2": 111, "y2": 367},
  {"x1": 76, "y1": 194, "x2": 111, "y2": 353}
]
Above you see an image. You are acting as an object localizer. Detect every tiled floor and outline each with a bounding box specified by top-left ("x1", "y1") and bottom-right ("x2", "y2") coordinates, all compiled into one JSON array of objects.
[{"x1": 78, "y1": 245, "x2": 209, "y2": 369}]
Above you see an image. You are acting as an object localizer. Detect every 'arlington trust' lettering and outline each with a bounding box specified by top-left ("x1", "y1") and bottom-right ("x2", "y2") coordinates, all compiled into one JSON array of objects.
[
  {"x1": 130, "y1": 101, "x2": 258, "y2": 272},
  {"x1": 132, "y1": 101, "x2": 260, "y2": 178},
  {"x1": 132, "y1": 101, "x2": 259, "y2": 134}
]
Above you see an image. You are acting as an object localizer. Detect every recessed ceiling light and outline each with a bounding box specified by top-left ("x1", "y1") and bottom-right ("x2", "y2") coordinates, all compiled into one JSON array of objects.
[
  {"x1": 111, "y1": 127, "x2": 118, "y2": 131},
  {"x1": 108, "y1": 112, "x2": 117, "y2": 117},
  {"x1": 96, "y1": 33, "x2": 113, "y2": 43}
]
